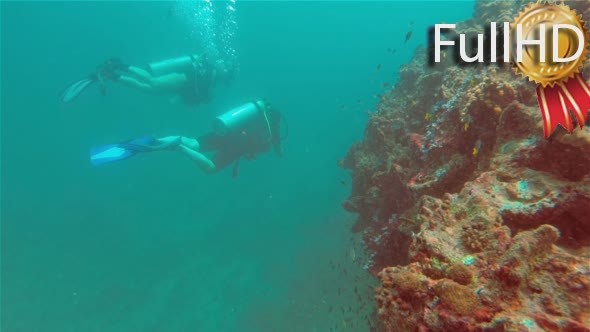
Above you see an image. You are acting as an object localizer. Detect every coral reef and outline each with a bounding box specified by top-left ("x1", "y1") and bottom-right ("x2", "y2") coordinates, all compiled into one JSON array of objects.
[{"x1": 342, "y1": 0, "x2": 590, "y2": 330}]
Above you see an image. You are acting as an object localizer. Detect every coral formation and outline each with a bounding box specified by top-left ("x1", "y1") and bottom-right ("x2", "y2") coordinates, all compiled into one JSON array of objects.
[
  {"x1": 433, "y1": 279, "x2": 480, "y2": 316},
  {"x1": 342, "y1": 0, "x2": 590, "y2": 330}
]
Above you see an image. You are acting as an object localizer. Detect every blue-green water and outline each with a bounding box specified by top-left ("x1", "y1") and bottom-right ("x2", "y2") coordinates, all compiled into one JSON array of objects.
[{"x1": 2, "y1": 2, "x2": 473, "y2": 331}]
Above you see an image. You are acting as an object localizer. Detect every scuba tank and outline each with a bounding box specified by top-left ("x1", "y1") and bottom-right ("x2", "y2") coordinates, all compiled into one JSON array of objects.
[
  {"x1": 147, "y1": 55, "x2": 197, "y2": 77},
  {"x1": 213, "y1": 100, "x2": 271, "y2": 136}
]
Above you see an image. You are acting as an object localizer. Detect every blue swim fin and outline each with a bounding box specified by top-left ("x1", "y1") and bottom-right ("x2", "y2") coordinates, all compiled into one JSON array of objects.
[
  {"x1": 90, "y1": 136, "x2": 180, "y2": 166},
  {"x1": 90, "y1": 144, "x2": 134, "y2": 166},
  {"x1": 90, "y1": 136, "x2": 157, "y2": 166},
  {"x1": 61, "y1": 76, "x2": 99, "y2": 103}
]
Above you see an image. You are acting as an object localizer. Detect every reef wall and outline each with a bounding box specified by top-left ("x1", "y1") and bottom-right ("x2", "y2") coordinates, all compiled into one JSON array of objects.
[{"x1": 342, "y1": 0, "x2": 590, "y2": 330}]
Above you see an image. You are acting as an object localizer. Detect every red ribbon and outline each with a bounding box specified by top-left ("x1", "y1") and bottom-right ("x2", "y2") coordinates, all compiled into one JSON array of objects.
[{"x1": 536, "y1": 74, "x2": 590, "y2": 138}]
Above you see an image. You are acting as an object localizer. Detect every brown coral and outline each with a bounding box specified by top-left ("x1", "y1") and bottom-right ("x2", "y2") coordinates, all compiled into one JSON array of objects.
[
  {"x1": 379, "y1": 268, "x2": 427, "y2": 300},
  {"x1": 433, "y1": 280, "x2": 480, "y2": 316},
  {"x1": 447, "y1": 263, "x2": 473, "y2": 286},
  {"x1": 461, "y1": 217, "x2": 491, "y2": 252}
]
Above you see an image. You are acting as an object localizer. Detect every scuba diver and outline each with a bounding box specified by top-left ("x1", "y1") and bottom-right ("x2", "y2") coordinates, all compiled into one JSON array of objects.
[
  {"x1": 89, "y1": 100, "x2": 283, "y2": 176},
  {"x1": 61, "y1": 55, "x2": 235, "y2": 106}
]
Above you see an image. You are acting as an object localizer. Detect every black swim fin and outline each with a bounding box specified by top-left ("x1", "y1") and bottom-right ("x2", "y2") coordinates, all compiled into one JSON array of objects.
[{"x1": 60, "y1": 76, "x2": 97, "y2": 103}]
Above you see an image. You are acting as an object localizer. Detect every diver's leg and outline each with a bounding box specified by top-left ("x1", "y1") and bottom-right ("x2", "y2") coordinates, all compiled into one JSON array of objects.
[
  {"x1": 150, "y1": 73, "x2": 188, "y2": 92},
  {"x1": 127, "y1": 66, "x2": 155, "y2": 83},
  {"x1": 180, "y1": 137, "x2": 200, "y2": 149},
  {"x1": 157, "y1": 136, "x2": 215, "y2": 173},
  {"x1": 178, "y1": 145, "x2": 216, "y2": 174},
  {"x1": 119, "y1": 66, "x2": 187, "y2": 93},
  {"x1": 117, "y1": 75, "x2": 155, "y2": 92},
  {"x1": 116, "y1": 66, "x2": 163, "y2": 92},
  {"x1": 156, "y1": 136, "x2": 199, "y2": 149}
]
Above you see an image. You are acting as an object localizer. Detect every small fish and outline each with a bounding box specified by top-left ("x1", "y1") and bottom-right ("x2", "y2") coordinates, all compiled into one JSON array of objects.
[
  {"x1": 340, "y1": 180, "x2": 347, "y2": 186},
  {"x1": 405, "y1": 30, "x2": 413, "y2": 43},
  {"x1": 382, "y1": 82, "x2": 390, "y2": 88},
  {"x1": 464, "y1": 123, "x2": 470, "y2": 131},
  {"x1": 424, "y1": 112, "x2": 432, "y2": 121},
  {"x1": 376, "y1": 64, "x2": 382, "y2": 71},
  {"x1": 329, "y1": 306, "x2": 333, "y2": 313},
  {"x1": 472, "y1": 139, "x2": 482, "y2": 158}
]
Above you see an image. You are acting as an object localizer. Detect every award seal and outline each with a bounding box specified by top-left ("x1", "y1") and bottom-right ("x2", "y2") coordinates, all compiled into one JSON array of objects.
[{"x1": 512, "y1": 2, "x2": 590, "y2": 138}]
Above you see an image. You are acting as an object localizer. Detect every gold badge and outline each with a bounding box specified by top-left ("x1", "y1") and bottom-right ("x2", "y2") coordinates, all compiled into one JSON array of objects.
[
  {"x1": 512, "y1": 2, "x2": 589, "y2": 87},
  {"x1": 511, "y1": 2, "x2": 590, "y2": 138}
]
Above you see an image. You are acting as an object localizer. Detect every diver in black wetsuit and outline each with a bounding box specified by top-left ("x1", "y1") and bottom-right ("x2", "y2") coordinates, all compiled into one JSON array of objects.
[
  {"x1": 169, "y1": 100, "x2": 283, "y2": 175},
  {"x1": 90, "y1": 100, "x2": 283, "y2": 177}
]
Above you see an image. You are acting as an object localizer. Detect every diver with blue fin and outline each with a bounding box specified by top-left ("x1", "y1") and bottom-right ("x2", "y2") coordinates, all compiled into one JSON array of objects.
[
  {"x1": 90, "y1": 100, "x2": 283, "y2": 176},
  {"x1": 61, "y1": 54, "x2": 235, "y2": 106}
]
